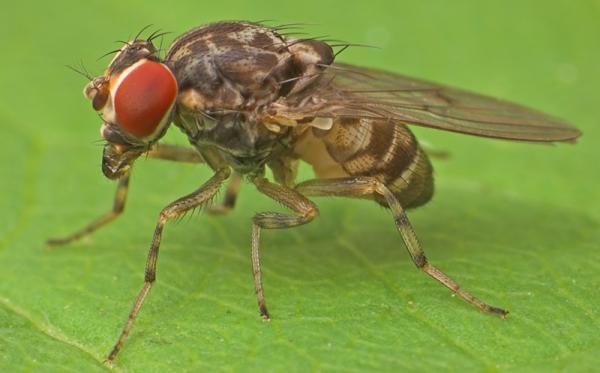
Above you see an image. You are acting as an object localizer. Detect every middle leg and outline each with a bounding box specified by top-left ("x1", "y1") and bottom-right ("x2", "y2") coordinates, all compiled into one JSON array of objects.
[
  {"x1": 208, "y1": 172, "x2": 242, "y2": 215},
  {"x1": 250, "y1": 176, "x2": 319, "y2": 319}
]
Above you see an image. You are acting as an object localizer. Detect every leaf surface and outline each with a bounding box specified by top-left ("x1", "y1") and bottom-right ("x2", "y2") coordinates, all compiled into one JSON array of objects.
[{"x1": 1, "y1": 1, "x2": 599, "y2": 371}]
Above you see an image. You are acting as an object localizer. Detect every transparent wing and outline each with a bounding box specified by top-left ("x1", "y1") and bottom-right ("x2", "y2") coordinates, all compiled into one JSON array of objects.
[{"x1": 282, "y1": 63, "x2": 581, "y2": 142}]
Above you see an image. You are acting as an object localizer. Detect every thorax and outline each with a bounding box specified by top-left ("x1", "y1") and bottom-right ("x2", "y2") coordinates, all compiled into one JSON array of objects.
[{"x1": 173, "y1": 108, "x2": 292, "y2": 174}]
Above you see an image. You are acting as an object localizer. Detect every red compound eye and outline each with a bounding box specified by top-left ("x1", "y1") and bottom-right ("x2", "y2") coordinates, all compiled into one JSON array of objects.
[{"x1": 113, "y1": 60, "x2": 177, "y2": 138}]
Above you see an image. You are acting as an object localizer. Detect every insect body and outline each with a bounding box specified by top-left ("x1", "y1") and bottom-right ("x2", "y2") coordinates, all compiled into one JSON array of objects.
[{"x1": 49, "y1": 21, "x2": 581, "y2": 363}]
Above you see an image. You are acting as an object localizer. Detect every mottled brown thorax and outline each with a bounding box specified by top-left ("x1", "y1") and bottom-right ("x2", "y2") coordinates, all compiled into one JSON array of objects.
[{"x1": 162, "y1": 21, "x2": 336, "y2": 174}]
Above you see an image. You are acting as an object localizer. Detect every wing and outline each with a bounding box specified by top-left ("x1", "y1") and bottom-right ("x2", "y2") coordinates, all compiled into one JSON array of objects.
[{"x1": 279, "y1": 62, "x2": 581, "y2": 142}]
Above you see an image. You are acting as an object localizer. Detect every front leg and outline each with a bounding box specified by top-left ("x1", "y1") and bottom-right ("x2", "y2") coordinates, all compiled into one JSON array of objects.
[
  {"x1": 47, "y1": 144, "x2": 204, "y2": 246},
  {"x1": 47, "y1": 174, "x2": 131, "y2": 246},
  {"x1": 250, "y1": 176, "x2": 319, "y2": 319},
  {"x1": 296, "y1": 177, "x2": 508, "y2": 317},
  {"x1": 145, "y1": 143, "x2": 204, "y2": 163},
  {"x1": 106, "y1": 167, "x2": 230, "y2": 363}
]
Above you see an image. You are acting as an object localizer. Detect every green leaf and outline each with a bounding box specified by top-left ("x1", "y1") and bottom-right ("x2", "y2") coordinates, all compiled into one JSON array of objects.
[{"x1": 1, "y1": 1, "x2": 599, "y2": 371}]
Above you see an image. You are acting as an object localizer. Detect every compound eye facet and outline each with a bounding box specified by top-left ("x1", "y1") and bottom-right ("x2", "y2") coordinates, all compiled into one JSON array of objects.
[{"x1": 112, "y1": 60, "x2": 177, "y2": 139}]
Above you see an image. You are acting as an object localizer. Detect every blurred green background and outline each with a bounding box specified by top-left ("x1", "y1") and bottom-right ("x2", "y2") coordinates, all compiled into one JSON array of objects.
[{"x1": 1, "y1": 0, "x2": 599, "y2": 371}]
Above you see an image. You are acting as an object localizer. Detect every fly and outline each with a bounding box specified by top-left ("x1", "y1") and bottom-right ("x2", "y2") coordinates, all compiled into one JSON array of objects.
[{"x1": 48, "y1": 21, "x2": 581, "y2": 363}]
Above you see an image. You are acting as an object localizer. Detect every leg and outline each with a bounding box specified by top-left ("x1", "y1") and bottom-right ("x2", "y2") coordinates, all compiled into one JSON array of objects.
[
  {"x1": 419, "y1": 142, "x2": 451, "y2": 160},
  {"x1": 296, "y1": 177, "x2": 508, "y2": 317},
  {"x1": 47, "y1": 174, "x2": 131, "y2": 246},
  {"x1": 47, "y1": 144, "x2": 204, "y2": 246},
  {"x1": 106, "y1": 168, "x2": 230, "y2": 363},
  {"x1": 208, "y1": 172, "x2": 242, "y2": 214},
  {"x1": 250, "y1": 176, "x2": 319, "y2": 319},
  {"x1": 144, "y1": 143, "x2": 204, "y2": 163}
]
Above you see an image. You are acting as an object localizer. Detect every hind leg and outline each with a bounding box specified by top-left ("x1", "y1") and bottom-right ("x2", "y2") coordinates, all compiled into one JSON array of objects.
[{"x1": 296, "y1": 176, "x2": 508, "y2": 317}]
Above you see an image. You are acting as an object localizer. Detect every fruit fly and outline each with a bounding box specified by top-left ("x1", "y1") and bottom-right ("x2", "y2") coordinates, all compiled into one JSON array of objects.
[{"x1": 48, "y1": 21, "x2": 581, "y2": 362}]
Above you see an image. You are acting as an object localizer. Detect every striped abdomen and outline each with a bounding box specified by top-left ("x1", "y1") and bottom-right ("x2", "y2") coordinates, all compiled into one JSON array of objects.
[{"x1": 293, "y1": 118, "x2": 434, "y2": 208}]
